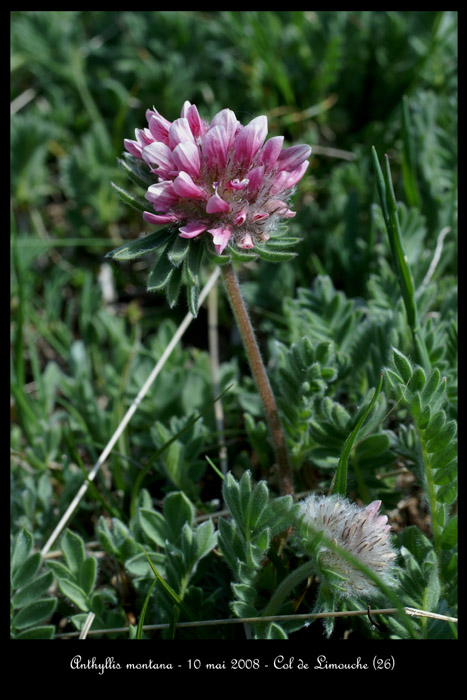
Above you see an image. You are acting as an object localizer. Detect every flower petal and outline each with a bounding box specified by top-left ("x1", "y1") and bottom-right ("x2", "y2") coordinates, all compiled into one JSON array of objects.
[
  {"x1": 145, "y1": 180, "x2": 178, "y2": 211},
  {"x1": 365, "y1": 501, "x2": 382, "y2": 517},
  {"x1": 237, "y1": 233, "x2": 255, "y2": 249},
  {"x1": 207, "y1": 226, "x2": 232, "y2": 254},
  {"x1": 179, "y1": 220, "x2": 208, "y2": 238},
  {"x1": 180, "y1": 100, "x2": 192, "y2": 118},
  {"x1": 234, "y1": 115, "x2": 268, "y2": 168},
  {"x1": 169, "y1": 118, "x2": 196, "y2": 149},
  {"x1": 277, "y1": 144, "x2": 312, "y2": 172},
  {"x1": 172, "y1": 141, "x2": 201, "y2": 178},
  {"x1": 173, "y1": 171, "x2": 206, "y2": 200},
  {"x1": 124, "y1": 139, "x2": 143, "y2": 159},
  {"x1": 143, "y1": 211, "x2": 179, "y2": 225},
  {"x1": 234, "y1": 207, "x2": 248, "y2": 225},
  {"x1": 206, "y1": 192, "x2": 230, "y2": 214},
  {"x1": 148, "y1": 114, "x2": 171, "y2": 145},
  {"x1": 210, "y1": 108, "x2": 240, "y2": 149},
  {"x1": 270, "y1": 160, "x2": 309, "y2": 194},
  {"x1": 202, "y1": 125, "x2": 229, "y2": 170},
  {"x1": 142, "y1": 142, "x2": 175, "y2": 178},
  {"x1": 245, "y1": 165, "x2": 264, "y2": 192},
  {"x1": 186, "y1": 104, "x2": 206, "y2": 139},
  {"x1": 259, "y1": 135, "x2": 284, "y2": 171}
]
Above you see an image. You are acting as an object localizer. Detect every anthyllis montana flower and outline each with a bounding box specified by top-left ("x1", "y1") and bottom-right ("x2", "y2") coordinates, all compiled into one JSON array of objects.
[
  {"x1": 124, "y1": 101, "x2": 311, "y2": 254},
  {"x1": 299, "y1": 494, "x2": 397, "y2": 599}
]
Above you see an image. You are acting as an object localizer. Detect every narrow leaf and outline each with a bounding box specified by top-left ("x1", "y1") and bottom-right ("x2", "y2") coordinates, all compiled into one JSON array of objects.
[
  {"x1": 110, "y1": 181, "x2": 147, "y2": 212},
  {"x1": 168, "y1": 235, "x2": 191, "y2": 267},
  {"x1": 186, "y1": 283, "x2": 200, "y2": 317},
  {"x1": 58, "y1": 579, "x2": 89, "y2": 611},
  {"x1": 184, "y1": 240, "x2": 204, "y2": 287},
  {"x1": 256, "y1": 247, "x2": 297, "y2": 262},
  {"x1": 11, "y1": 552, "x2": 41, "y2": 590},
  {"x1": 166, "y1": 265, "x2": 183, "y2": 308},
  {"x1": 61, "y1": 530, "x2": 85, "y2": 577},
  {"x1": 332, "y1": 374, "x2": 384, "y2": 497},
  {"x1": 107, "y1": 228, "x2": 173, "y2": 261},
  {"x1": 147, "y1": 245, "x2": 175, "y2": 292},
  {"x1": 118, "y1": 153, "x2": 154, "y2": 189},
  {"x1": 136, "y1": 576, "x2": 158, "y2": 639},
  {"x1": 12, "y1": 599, "x2": 57, "y2": 630}
]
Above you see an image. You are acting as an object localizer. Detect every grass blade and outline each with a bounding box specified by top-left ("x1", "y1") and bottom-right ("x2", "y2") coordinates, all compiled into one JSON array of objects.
[{"x1": 331, "y1": 373, "x2": 384, "y2": 497}]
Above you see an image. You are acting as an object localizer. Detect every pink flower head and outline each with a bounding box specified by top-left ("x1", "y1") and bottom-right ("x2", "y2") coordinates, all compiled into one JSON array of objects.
[
  {"x1": 299, "y1": 494, "x2": 397, "y2": 599},
  {"x1": 125, "y1": 102, "x2": 311, "y2": 254}
]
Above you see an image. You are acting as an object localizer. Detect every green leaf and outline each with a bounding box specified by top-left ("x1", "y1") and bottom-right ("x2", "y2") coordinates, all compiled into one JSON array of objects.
[
  {"x1": 138, "y1": 508, "x2": 169, "y2": 549},
  {"x1": 247, "y1": 480, "x2": 269, "y2": 530},
  {"x1": 143, "y1": 551, "x2": 194, "y2": 620},
  {"x1": 426, "y1": 419, "x2": 456, "y2": 452},
  {"x1": 194, "y1": 519, "x2": 217, "y2": 559},
  {"x1": 401, "y1": 95, "x2": 422, "y2": 209},
  {"x1": 118, "y1": 153, "x2": 154, "y2": 189},
  {"x1": 12, "y1": 571, "x2": 54, "y2": 608},
  {"x1": 205, "y1": 240, "x2": 231, "y2": 264},
  {"x1": 430, "y1": 442, "x2": 457, "y2": 469},
  {"x1": 184, "y1": 240, "x2": 204, "y2": 287},
  {"x1": 392, "y1": 348, "x2": 413, "y2": 384},
  {"x1": 222, "y1": 472, "x2": 244, "y2": 530},
  {"x1": 423, "y1": 410, "x2": 446, "y2": 442},
  {"x1": 58, "y1": 579, "x2": 89, "y2": 611},
  {"x1": 239, "y1": 471, "x2": 253, "y2": 522},
  {"x1": 255, "y1": 495, "x2": 295, "y2": 535},
  {"x1": 440, "y1": 516, "x2": 457, "y2": 550},
  {"x1": 435, "y1": 481, "x2": 457, "y2": 505},
  {"x1": 11, "y1": 551, "x2": 42, "y2": 589},
  {"x1": 187, "y1": 283, "x2": 200, "y2": 317},
  {"x1": 372, "y1": 147, "x2": 418, "y2": 332},
  {"x1": 420, "y1": 368, "x2": 441, "y2": 404},
  {"x1": 267, "y1": 236, "x2": 301, "y2": 249},
  {"x1": 168, "y1": 234, "x2": 191, "y2": 267},
  {"x1": 12, "y1": 598, "x2": 57, "y2": 630},
  {"x1": 107, "y1": 228, "x2": 173, "y2": 260},
  {"x1": 96, "y1": 517, "x2": 119, "y2": 557},
  {"x1": 166, "y1": 265, "x2": 183, "y2": 308},
  {"x1": 163, "y1": 492, "x2": 196, "y2": 542},
  {"x1": 61, "y1": 530, "x2": 85, "y2": 577},
  {"x1": 136, "y1": 576, "x2": 158, "y2": 639},
  {"x1": 265, "y1": 623, "x2": 288, "y2": 639},
  {"x1": 147, "y1": 245, "x2": 175, "y2": 291},
  {"x1": 355, "y1": 433, "x2": 391, "y2": 459},
  {"x1": 332, "y1": 374, "x2": 384, "y2": 496},
  {"x1": 229, "y1": 246, "x2": 258, "y2": 262},
  {"x1": 11, "y1": 529, "x2": 34, "y2": 579},
  {"x1": 423, "y1": 561, "x2": 441, "y2": 612},
  {"x1": 256, "y1": 247, "x2": 297, "y2": 262},
  {"x1": 408, "y1": 367, "x2": 426, "y2": 393},
  {"x1": 110, "y1": 181, "x2": 147, "y2": 212},
  {"x1": 400, "y1": 526, "x2": 433, "y2": 565},
  {"x1": 125, "y1": 551, "x2": 166, "y2": 579},
  {"x1": 79, "y1": 556, "x2": 97, "y2": 595},
  {"x1": 231, "y1": 582, "x2": 256, "y2": 603},
  {"x1": 14, "y1": 625, "x2": 55, "y2": 639},
  {"x1": 46, "y1": 559, "x2": 76, "y2": 583}
]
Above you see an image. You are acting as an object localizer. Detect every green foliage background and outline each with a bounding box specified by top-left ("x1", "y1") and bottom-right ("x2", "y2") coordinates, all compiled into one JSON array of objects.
[{"x1": 11, "y1": 11, "x2": 457, "y2": 640}]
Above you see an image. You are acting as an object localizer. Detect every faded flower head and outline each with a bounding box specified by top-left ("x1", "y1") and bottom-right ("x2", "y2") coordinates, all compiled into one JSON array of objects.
[
  {"x1": 124, "y1": 101, "x2": 311, "y2": 254},
  {"x1": 299, "y1": 494, "x2": 397, "y2": 599}
]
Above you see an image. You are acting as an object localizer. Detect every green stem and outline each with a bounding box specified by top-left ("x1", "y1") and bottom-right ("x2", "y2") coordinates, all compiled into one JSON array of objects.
[
  {"x1": 220, "y1": 263, "x2": 294, "y2": 497},
  {"x1": 416, "y1": 425, "x2": 442, "y2": 565},
  {"x1": 261, "y1": 560, "x2": 316, "y2": 619}
]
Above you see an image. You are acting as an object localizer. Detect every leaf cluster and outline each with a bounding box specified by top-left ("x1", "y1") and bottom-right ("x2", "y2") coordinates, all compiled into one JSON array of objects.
[{"x1": 218, "y1": 472, "x2": 296, "y2": 638}]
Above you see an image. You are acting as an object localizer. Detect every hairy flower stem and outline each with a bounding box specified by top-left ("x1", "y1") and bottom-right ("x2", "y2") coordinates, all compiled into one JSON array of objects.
[{"x1": 221, "y1": 262, "x2": 294, "y2": 497}]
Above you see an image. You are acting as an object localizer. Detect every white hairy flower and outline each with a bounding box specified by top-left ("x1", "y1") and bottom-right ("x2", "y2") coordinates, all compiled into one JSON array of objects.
[{"x1": 299, "y1": 494, "x2": 397, "y2": 599}]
